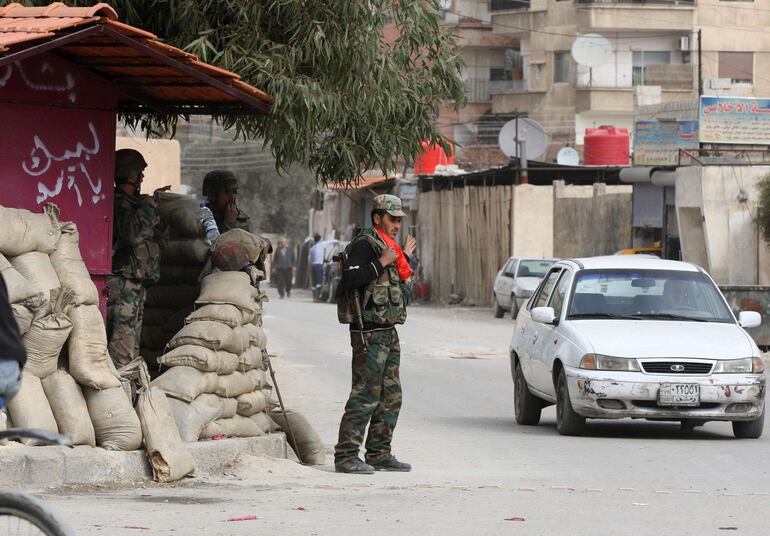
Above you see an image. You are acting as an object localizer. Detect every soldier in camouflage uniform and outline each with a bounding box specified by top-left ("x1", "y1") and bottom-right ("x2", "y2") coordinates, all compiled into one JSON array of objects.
[
  {"x1": 202, "y1": 170, "x2": 251, "y2": 233},
  {"x1": 334, "y1": 194, "x2": 417, "y2": 474},
  {"x1": 107, "y1": 149, "x2": 167, "y2": 368}
]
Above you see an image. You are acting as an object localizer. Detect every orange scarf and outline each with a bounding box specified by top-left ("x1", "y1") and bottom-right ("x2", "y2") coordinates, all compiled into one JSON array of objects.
[{"x1": 374, "y1": 227, "x2": 413, "y2": 281}]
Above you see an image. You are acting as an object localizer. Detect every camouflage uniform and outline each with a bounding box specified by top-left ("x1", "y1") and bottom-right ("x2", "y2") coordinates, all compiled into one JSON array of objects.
[
  {"x1": 334, "y1": 197, "x2": 412, "y2": 467},
  {"x1": 107, "y1": 189, "x2": 166, "y2": 368}
]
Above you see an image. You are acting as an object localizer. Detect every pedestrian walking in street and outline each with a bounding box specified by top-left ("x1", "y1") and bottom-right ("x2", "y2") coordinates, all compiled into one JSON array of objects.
[
  {"x1": 202, "y1": 170, "x2": 251, "y2": 233},
  {"x1": 308, "y1": 233, "x2": 325, "y2": 300},
  {"x1": 334, "y1": 194, "x2": 417, "y2": 474},
  {"x1": 272, "y1": 238, "x2": 296, "y2": 298},
  {"x1": 107, "y1": 149, "x2": 167, "y2": 368}
]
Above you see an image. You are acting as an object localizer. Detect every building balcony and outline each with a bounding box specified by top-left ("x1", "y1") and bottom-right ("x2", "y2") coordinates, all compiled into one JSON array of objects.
[
  {"x1": 466, "y1": 77, "x2": 528, "y2": 103},
  {"x1": 576, "y1": 63, "x2": 694, "y2": 90},
  {"x1": 576, "y1": 2, "x2": 695, "y2": 31}
]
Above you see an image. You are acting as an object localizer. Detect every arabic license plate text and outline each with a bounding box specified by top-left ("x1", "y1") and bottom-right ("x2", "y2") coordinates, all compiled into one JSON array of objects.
[{"x1": 658, "y1": 383, "x2": 700, "y2": 407}]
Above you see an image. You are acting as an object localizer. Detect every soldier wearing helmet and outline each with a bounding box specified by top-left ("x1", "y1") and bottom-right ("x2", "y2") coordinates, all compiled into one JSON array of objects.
[
  {"x1": 202, "y1": 170, "x2": 250, "y2": 233},
  {"x1": 107, "y1": 149, "x2": 167, "y2": 368}
]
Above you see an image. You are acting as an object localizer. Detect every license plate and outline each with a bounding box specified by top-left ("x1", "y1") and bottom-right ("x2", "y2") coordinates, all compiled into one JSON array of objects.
[{"x1": 658, "y1": 383, "x2": 700, "y2": 407}]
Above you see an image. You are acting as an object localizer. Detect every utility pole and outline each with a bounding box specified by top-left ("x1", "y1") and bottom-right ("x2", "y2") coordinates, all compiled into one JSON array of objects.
[{"x1": 697, "y1": 29, "x2": 703, "y2": 97}]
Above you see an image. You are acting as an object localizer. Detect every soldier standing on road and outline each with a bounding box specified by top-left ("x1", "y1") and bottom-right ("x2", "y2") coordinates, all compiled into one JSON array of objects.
[
  {"x1": 272, "y1": 238, "x2": 296, "y2": 299},
  {"x1": 202, "y1": 170, "x2": 250, "y2": 233},
  {"x1": 334, "y1": 194, "x2": 417, "y2": 474},
  {"x1": 107, "y1": 149, "x2": 167, "y2": 368}
]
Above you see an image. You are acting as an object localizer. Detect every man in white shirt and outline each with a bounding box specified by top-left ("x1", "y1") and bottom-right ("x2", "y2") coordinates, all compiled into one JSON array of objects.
[{"x1": 308, "y1": 233, "x2": 326, "y2": 299}]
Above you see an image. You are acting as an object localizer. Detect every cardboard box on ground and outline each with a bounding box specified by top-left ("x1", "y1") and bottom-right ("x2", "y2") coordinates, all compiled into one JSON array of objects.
[{"x1": 0, "y1": 196, "x2": 325, "y2": 478}]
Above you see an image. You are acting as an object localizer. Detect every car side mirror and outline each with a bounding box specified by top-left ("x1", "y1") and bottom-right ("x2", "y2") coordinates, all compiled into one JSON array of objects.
[
  {"x1": 531, "y1": 306, "x2": 557, "y2": 325},
  {"x1": 739, "y1": 311, "x2": 762, "y2": 329}
]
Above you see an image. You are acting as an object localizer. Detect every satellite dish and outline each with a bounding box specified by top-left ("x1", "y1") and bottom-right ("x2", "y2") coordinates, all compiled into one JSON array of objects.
[
  {"x1": 556, "y1": 147, "x2": 580, "y2": 166},
  {"x1": 571, "y1": 34, "x2": 613, "y2": 68},
  {"x1": 498, "y1": 118, "x2": 548, "y2": 161}
]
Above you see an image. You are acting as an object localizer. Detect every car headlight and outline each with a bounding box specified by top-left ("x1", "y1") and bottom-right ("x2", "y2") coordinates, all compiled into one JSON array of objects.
[
  {"x1": 513, "y1": 287, "x2": 533, "y2": 299},
  {"x1": 713, "y1": 357, "x2": 765, "y2": 374},
  {"x1": 579, "y1": 353, "x2": 641, "y2": 372}
]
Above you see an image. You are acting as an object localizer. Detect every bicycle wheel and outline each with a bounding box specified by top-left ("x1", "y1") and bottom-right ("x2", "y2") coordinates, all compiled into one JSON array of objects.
[{"x1": 0, "y1": 492, "x2": 75, "y2": 536}]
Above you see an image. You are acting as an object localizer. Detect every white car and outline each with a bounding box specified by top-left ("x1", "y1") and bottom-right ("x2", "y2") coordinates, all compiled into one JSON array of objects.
[
  {"x1": 493, "y1": 257, "x2": 557, "y2": 318},
  {"x1": 510, "y1": 256, "x2": 766, "y2": 438}
]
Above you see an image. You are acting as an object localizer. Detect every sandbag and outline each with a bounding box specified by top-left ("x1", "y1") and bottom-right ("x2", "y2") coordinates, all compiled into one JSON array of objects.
[
  {"x1": 137, "y1": 387, "x2": 196, "y2": 482},
  {"x1": 10, "y1": 251, "x2": 60, "y2": 295},
  {"x1": 0, "y1": 204, "x2": 61, "y2": 257},
  {"x1": 242, "y1": 323, "x2": 267, "y2": 350},
  {"x1": 156, "y1": 192, "x2": 204, "y2": 239},
  {"x1": 49, "y1": 222, "x2": 99, "y2": 305},
  {"x1": 84, "y1": 386, "x2": 143, "y2": 450},
  {"x1": 145, "y1": 285, "x2": 199, "y2": 309},
  {"x1": 11, "y1": 304, "x2": 33, "y2": 336},
  {"x1": 157, "y1": 345, "x2": 239, "y2": 374},
  {"x1": 6, "y1": 372, "x2": 58, "y2": 445},
  {"x1": 168, "y1": 321, "x2": 250, "y2": 355},
  {"x1": 68, "y1": 305, "x2": 122, "y2": 389},
  {"x1": 140, "y1": 325, "x2": 172, "y2": 352},
  {"x1": 195, "y1": 394, "x2": 238, "y2": 419},
  {"x1": 150, "y1": 366, "x2": 219, "y2": 402},
  {"x1": 270, "y1": 409, "x2": 326, "y2": 465},
  {"x1": 237, "y1": 346, "x2": 266, "y2": 372},
  {"x1": 159, "y1": 264, "x2": 205, "y2": 286},
  {"x1": 0, "y1": 253, "x2": 44, "y2": 307},
  {"x1": 23, "y1": 311, "x2": 72, "y2": 379},
  {"x1": 41, "y1": 370, "x2": 95, "y2": 446},
  {"x1": 214, "y1": 369, "x2": 268, "y2": 398},
  {"x1": 162, "y1": 239, "x2": 210, "y2": 265},
  {"x1": 249, "y1": 412, "x2": 280, "y2": 434},
  {"x1": 236, "y1": 390, "x2": 277, "y2": 417},
  {"x1": 185, "y1": 304, "x2": 258, "y2": 328},
  {"x1": 167, "y1": 397, "x2": 221, "y2": 443},
  {"x1": 196, "y1": 271, "x2": 260, "y2": 313},
  {"x1": 142, "y1": 307, "x2": 176, "y2": 327},
  {"x1": 164, "y1": 306, "x2": 194, "y2": 335},
  {"x1": 200, "y1": 415, "x2": 263, "y2": 439}
]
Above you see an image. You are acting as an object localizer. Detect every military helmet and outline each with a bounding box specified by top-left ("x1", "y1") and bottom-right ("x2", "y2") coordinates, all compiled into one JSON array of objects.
[
  {"x1": 115, "y1": 149, "x2": 147, "y2": 180},
  {"x1": 202, "y1": 170, "x2": 238, "y2": 197},
  {"x1": 211, "y1": 229, "x2": 267, "y2": 271}
]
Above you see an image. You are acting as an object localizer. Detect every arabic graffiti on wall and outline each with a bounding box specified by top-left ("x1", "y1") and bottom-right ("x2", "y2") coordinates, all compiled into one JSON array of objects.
[
  {"x1": 0, "y1": 61, "x2": 76, "y2": 103},
  {"x1": 699, "y1": 96, "x2": 770, "y2": 145},
  {"x1": 633, "y1": 120, "x2": 699, "y2": 166}
]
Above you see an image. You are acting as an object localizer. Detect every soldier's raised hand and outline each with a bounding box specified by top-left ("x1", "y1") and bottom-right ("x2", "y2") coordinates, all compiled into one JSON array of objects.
[{"x1": 403, "y1": 234, "x2": 417, "y2": 257}]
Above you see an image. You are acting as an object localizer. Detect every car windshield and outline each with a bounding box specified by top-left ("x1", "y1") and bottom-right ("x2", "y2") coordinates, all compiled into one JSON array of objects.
[
  {"x1": 517, "y1": 260, "x2": 555, "y2": 278},
  {"x1": 566, "y1": 269, "x2": 735, "y2": 323}
]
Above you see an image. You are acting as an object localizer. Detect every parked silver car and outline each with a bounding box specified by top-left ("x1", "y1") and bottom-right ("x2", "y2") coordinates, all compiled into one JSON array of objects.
[{"x1": 493, "y1": 257, "x2": 557, "y2": 318}]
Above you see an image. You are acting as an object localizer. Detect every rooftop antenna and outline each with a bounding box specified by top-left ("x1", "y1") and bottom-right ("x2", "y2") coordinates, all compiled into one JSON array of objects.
[
  {"x1": 571, "y1": 33, "x2": 613, "y2": 87},
  {"x1": 556, "y1": 146, "x2": 580, "y2": 166}
]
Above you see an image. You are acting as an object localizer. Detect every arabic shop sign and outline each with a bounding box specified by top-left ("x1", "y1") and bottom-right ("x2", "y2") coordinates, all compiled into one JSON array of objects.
[
  {"x1": 634, "y1": 120, "x2": 699, "y2": 166},
  {"x1": 699, "y1": 96, "x2": 770, "y2": 145}
]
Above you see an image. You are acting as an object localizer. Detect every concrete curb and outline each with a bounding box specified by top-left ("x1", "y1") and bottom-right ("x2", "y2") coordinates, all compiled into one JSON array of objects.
[{"x1": 0, "y1": 434, "x2": 287, "y2": 491}]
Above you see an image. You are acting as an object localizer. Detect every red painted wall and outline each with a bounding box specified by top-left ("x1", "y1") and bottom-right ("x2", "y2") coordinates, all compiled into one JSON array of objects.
[{"x1": 0, "y1": 53, "x2": 119, "y2": 312}]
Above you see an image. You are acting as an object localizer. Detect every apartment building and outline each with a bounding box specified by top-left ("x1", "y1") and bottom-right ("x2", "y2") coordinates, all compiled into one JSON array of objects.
[{"x1": 483, "y1": 0, "x2": 770, "y2": 160}]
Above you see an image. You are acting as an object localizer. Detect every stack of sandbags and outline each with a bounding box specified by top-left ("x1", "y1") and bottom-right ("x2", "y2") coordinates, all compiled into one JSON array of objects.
[
  {"x1": 142, "y1": 192, "x2": 209, "y2": 370},
  {"x1": 154, "y1": 270, "x2": 279, "y2": 441},
  {"x1": 0, "y1": 205, "x2": 142, "y2": 451}
]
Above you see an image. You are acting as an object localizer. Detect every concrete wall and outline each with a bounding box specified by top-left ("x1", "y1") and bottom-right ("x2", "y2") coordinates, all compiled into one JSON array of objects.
[
  {"x1": 115, "y1": 137, "x2": 181, "y2": 194},
  {"x1": 676, "y1": 165, "x2": 770, "y2": 285},
  {"x1": 552, "y1": 181, "x2": 633, "y2": 258},
  {"x1": 512, "y1": 184, "x2": 553, "y2": 258}
]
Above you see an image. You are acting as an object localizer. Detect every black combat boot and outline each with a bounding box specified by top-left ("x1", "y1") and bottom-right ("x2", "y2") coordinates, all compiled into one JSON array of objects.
[
  {"x1": 368, "y1": 455, "x2": 411, "y2": 472},
  {"x1": 335, "y1": 458, "x2": 375, "y2": 474}
]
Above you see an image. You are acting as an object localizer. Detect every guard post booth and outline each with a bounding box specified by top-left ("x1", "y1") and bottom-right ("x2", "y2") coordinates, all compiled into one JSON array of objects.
[{"x1": 0, "y1": 2, "x2": 271, "y2": 313}]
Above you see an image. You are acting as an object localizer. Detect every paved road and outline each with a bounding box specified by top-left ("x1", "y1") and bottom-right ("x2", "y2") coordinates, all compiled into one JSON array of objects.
[{"x1": 42, "y1": 288, "x2": 770, "y2": 535}]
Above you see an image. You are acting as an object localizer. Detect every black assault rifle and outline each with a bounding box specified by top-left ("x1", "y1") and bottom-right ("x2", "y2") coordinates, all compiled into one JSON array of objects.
[{"x1": 333, "y1": 251, "x2": 367, "y2": 350}]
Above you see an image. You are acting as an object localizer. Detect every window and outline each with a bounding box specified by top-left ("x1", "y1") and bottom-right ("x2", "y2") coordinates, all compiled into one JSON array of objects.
[
  {"x1": 490, "y1": 67, "x2": 513, "y2": 82},
  {"x1": 553, "y1": 51, "x2": 575, "y2": 84},
  {"x1": 533, "y1": 269, "x2": 562, "y2": 309},
  {"x1": 719, "y1": 52, "x2": 753, "y2": 84},
  {"x1": 489, "y1": 0, "x2": 529, "y2": 10},
  {"x1": 517, "y1": 259, "x2": 556, "y2": 278},
  {"x1": 548, "y1": 271, "x2": 572, "y2": 319}
]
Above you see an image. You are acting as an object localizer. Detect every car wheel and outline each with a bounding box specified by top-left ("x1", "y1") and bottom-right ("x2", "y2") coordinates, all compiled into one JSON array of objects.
[
  {"x1": 510, "y1": 296, "x2": 519, "y2": 319},
  {"x1": 732, "y1": 414, "x2": 764, "y2": 439},
  {"x1": 494, "y1": 294, "x2": 505, "y2": 318},
  {"x1": 556, "y1": 369, "x2": 585, "y2": 436},
  {"x1": 514, "y1": 362, "x2": 542, "y2": 425}
]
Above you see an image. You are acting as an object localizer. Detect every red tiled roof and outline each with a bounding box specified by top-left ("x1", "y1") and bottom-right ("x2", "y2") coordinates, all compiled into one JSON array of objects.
[
  {"x1": 0, "y1": 2, "x2": 271, "y2": 114},
  {"x1": 327, "y1": 176, "x2": 395, "y2": 191}
]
